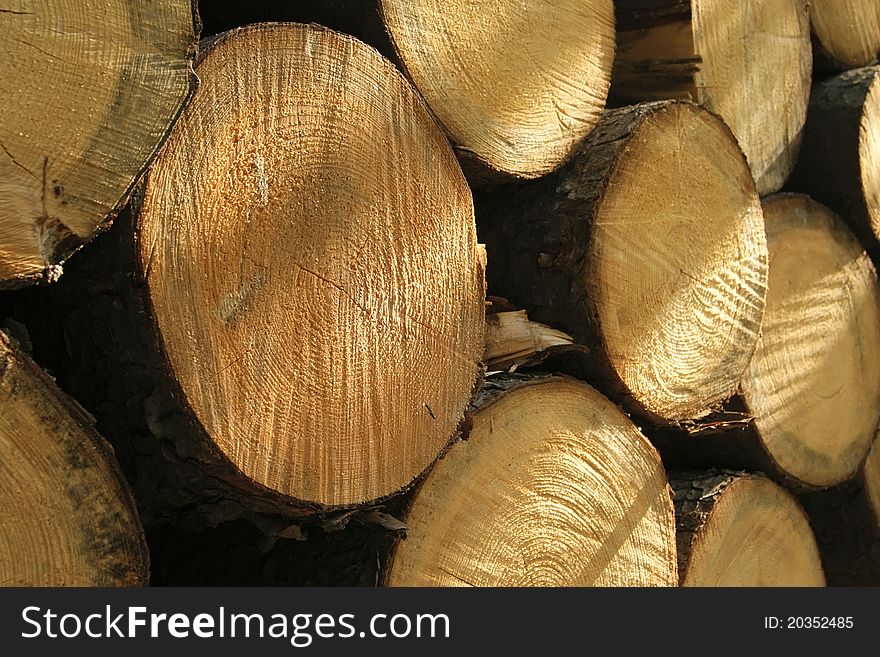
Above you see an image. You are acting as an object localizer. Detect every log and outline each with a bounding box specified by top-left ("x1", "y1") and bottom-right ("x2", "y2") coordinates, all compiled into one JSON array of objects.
[
  {"x1": 197, "y1": 0, "x2": 617, "y2": 181},
  {"x1": 810, "y1": 0, "x2": 880, "y2": 71},
  {"x1": 670, "y1": 471, "x2": 824, "y2": 586},
  {"x1": 653, "y1": 194, "x2": 880, "y2": 489},
  {"x1": 800, "y1": 440, "x2": 880, "y2": 585},
  {"x1": 0, "y1": 0, "x2": 198, "y2": 289},
  {"x1": 612, "y1": 0, "x2": 812, "y2": 195},
  {"x1": 741, "y1": 195, "x2": 880, "y2": 486},
  {"x1": 384, "y1": 374, "x2": 678, "y2": 587},
  {"x1": 4, "y1": 24, "x2": 485, "y2": 527},
  {"x1": 0, "y1": 331, "x2": 148, "y2": 586},
  {"x1": 787, "y1": 66, "x2": 880, "y2": 261},
  {"x1": 476, "y1": 100, "x2": 768, "y2": 425}
]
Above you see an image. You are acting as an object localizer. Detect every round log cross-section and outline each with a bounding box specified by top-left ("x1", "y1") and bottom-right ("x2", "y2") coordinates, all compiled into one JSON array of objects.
[
  {"x1": 479, "y1": 101, "x2": 768, "y2": 424},
  {"x1": 386, "y1": 376, "x2": 678, "y2": 586},
  {"x1": 741, "y1": 194, "x2": 880, "y2": 488},
  {"x1": 0, "y1": 0, "x2": 197, "y2": 288},
  {"x1": 137, "y1": 24, "x2": 485, "y2": 509},
  {"x1": 0, "y1": 331, "x2": 148, "y2": 586},
  {"x1": 613, "y1": 0, "x2": 812, "y2": 195},
  {"x1": 671, "y1": 471, "x2": 825, "y2": 586}
]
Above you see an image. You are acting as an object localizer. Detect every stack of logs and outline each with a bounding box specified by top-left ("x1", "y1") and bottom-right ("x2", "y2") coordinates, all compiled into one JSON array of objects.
[{"x1": 1, "y1": 0, "x2": 879, "y2": 587}]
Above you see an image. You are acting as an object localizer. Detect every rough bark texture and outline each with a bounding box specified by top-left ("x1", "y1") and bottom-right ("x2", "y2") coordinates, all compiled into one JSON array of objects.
[
  {"x1": 476, "y1": 99, "x2": 766, "y2": 425},
  {"x1": 786, "y1": 67, "x2": 880, "y2": 265},
  {"x1": 148, "y1": 504, "x2": 405, "y2": 586},
  {"x1": 799, "y1": 476, "x2": 880, "y2": 586},
  {"x1": 475, "y1": 106, "x2": 646, "y2": 415}
]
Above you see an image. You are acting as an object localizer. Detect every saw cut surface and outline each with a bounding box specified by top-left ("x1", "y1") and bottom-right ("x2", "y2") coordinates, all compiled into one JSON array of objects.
[
  {"x1": 862, "y1": 71, "x2": 880, "y2": 238},
  {"x1": 692, "y1": 0, "x2": 811, "y2": 194},
  {"x1": 387, "y1": 378, "x2": 678, "y2": 586},
  {"x1": 811, "y1": 0, "x2": 880, "y2": 69},
  {"x1": 0, "y1": 332, "x2": 147, "y2": 586},
  {"x1": 0, "y1": 0, "x2": 196, "y2": 286},
  {"x1": 588, "y1": 102, "x2": 768, "y2": 422},
  {"x1": 138, "y1": 24, "x2": 485, "y2": 507},
  {"x1": 380, "y1": 0, "x2": 615, "y2": 178},
  {"x1": 743, "y1": 195, "x2": 880, "y2": 487},
  {"x1": 682, "y1": 476, "x2": 824, "y2": 586}
]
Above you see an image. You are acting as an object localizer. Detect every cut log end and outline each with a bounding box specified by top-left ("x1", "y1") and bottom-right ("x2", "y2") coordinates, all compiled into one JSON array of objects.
[
  {"x1": 743, "y1": 195, "x2": 880, "y2": 487},
  {"x1": 0, "y1": 331, "x2": 148, "y2": 586},
  {"x1": 385, "y1": 376, "x2": 678, "y2": 587},
  {"x1": 380, "y1": 0, "x2": 616, "y2": 179},
  {"x1": 693, "y1": 0, "x2": 811, "y2": 194},
  {"x1": 614, "y1": 0, "x2": 811, "y2": 195},
  {"x1": 811, "y1": 0, "x2": 880, "y2": 71},
  {"x1": 0, "y1": 0, "x2": 197, "y2": 288},
  {"x1": 863, "y1": 72, "x2": 880, "y2": 238},
  {"x1": 587, "y1": 102, "x2": 767, "y2": 422},
  {"x1": 672, "y1": 472, "x2": 825, "y2": 586},
  {"x1": 138, "y1": 24, "x2": 485, "y2": 509}
]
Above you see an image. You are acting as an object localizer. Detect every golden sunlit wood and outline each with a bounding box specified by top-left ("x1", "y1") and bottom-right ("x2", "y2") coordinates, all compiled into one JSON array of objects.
[
  {"x1": 613, "y1": 0, "x2": 811, "y2": 195},
  {"x1": 380, "y1": 0, "x2": 615, "y2": 180},
  {"x1": 0, "y1": 0, "x2": 197, "y2": 288},
  {"x1": 137, "y1": 23, "x2": 485, "y2": 509},
  {"x1": 741, "y1": 194, "x2": 880, "y2": 487},
  {"x1": 386, "y1": 376, "x2": 678, "y2": 587},
  {"x1": 479, "y1": 100, "x2": 767, "y2": 424},
  {"x1": 811, "y1": 0, "x2": 880, "y2": 71},
  {"x1": 671, "y1": 471, "x2": 825, "y2": 586},
  {"x1": 15, "y1": 23, "x2": 487, "y2": 524},
  {"x1": 0, "y1": 331, "x2": 148, "y2": 586}
]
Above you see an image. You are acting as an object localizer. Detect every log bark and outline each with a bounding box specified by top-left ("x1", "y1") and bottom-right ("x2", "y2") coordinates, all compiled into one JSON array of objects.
[
  {"x1": 670, "y1": 470, "x2": 825, "y2": 586},
  {"x1": 0, "y1": 24, "x2": 485, "y2": 529},
  {"x1": 0, "y1": 0, "x2": 198, "y2": 289},
  {"x1": 384, "y1": 373, "x2": 678, "y2": 587},
  {"x1": 810, "y1": 0, "x2": 880, "y2": 71},
  {"x1": 0, "y1": 330, "x2": 148, "y2": 586},
  {"x1": 612, "y1": 0, "x2": 812, "y2": 195},
  {"x1": 651, "y1": 195, "x2": 880, "y2": 490},
  {"x1": 787, "y1": 66, "x2": 880, "y2": 264},
  {"x1": 799, "y1": 441, "x2": 880, "y2": 586},
  {"x1": 476, "y1": 100, "x2": 768, "y2": 426},
  {"x1": 197, "y1": 0, "x2": 616, "y2": 182}
]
